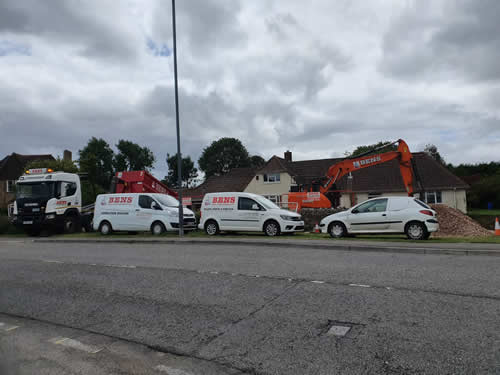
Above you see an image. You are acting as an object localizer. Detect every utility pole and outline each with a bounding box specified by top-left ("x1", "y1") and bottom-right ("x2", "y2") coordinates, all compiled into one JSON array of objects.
[{"x1": 171, "y1": 0, "x2": 184, "y2": 236}]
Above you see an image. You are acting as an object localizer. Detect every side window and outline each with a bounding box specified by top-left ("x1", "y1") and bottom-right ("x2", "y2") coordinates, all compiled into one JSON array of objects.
[
  {"x1": 59, "y1": 182, "x2": 77, "y2": 197},
  {"x1": 139, "y1": 195, "x2": 154, "y2": 209},
  {"x1": 238, "y1": 197, "x2": 261, "y2": 211},
  {"x1": 355, "y1": 199, "x2": 388, "y2": 213}
]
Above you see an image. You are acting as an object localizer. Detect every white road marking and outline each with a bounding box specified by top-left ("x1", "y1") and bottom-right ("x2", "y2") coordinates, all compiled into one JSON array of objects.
[
  {"x1": 209, "y1": 271, "x2": 218, "y2": 274},
  {"x1": 43, "y1": 260, "x2": 64, "y2": 264},
  {"x1": 0, "y1": 322, "x2": 20, "y2": 332},
  {"x1": 349, "y1": 283, "x2": 371, "y2": 288},
  {"x1": 49, "y1": 337, "x2": 102, "y2": 354},
  {"x1": 154, "y1": 364, "x2": 194, "y2": 375},
  {"x1": 108, "y1": 264, "x2": 136, "y2": 269},
  {"x1": 327, "y1": 325, "x2": 351, "y2": 337},
  {"x1": 311, "y1": 280, "x2": 325, "y2": 284}
]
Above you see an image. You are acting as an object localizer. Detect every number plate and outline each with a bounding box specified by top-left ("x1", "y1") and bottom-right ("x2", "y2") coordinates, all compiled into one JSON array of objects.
[
  {"x1": 23, "y1": 221, "x2": 33, "y2": 225},
  {"x1": 32, "y1": 208, "x2": 40, "y2": 212}
]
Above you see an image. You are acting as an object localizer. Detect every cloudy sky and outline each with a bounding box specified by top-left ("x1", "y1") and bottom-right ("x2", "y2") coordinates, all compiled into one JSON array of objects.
[{"x1": 1, "y1": 0, "x2": 499, "y2": 179}]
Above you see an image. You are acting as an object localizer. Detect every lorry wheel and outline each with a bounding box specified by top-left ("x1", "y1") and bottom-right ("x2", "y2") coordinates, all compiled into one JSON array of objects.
[
  {"x1": 328, "y1": 222, "x2": 347, "y2": 238},
  {"x1": 151, "y1": 222, "x2": 165, "y2": 235},
  {"x1": 99, "y1": 221, "x2": 112, "y2": 235},
  {"x1": 64, "y1": 215, "x2": 79, "y2": 234},
  {"x1": 264, "y1": 220, "x2": 280, "y2": 237},
  {"x1": 405, "y1": 221, "x2": 427, "y2": 240},
  {"x1": 205, "y1": 220, "x2": 219, "y2": 236}
]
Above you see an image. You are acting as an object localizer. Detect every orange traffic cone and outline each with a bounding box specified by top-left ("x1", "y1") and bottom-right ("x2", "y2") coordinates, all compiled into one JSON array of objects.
[
  {"x1": 314, "y1": 223, "x2": 320, "y2": 233},
  {"x1": 495, "y1": 217, "x2": 500, "y2": 236}
]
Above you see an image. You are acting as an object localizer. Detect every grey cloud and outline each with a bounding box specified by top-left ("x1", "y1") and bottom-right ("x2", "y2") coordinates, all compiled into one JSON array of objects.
[
  {"x1": 0, "y1": 0, "x2": 137, "y2": 60},
  {"x1": 379, "y1": 0, "x2": 500, "y2": 82}
]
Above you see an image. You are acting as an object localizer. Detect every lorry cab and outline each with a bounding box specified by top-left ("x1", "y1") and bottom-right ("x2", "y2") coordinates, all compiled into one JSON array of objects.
[
  {"x1": 198, "y1": 192, "x2": 304, "y2": 236},
  {"x1": 93, "y1": 193, "x2": 196, "y2": 235},
  {"x1": 12, "y1": 168, "x2": 82, "y2": 235}
]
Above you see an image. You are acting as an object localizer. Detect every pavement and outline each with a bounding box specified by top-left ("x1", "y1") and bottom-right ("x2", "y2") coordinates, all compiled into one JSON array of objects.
[
  {"x1": 0, "y1": 240, "x2": 499, "y2": 374},
  {"x1": 29, "y1": 235, "x2": 500, "y2": 256}
]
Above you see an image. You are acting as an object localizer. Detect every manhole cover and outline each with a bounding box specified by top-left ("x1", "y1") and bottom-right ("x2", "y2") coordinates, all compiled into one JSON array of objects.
[{"x1": 327, "y1": 325, "x2": 351, "y2": 337}]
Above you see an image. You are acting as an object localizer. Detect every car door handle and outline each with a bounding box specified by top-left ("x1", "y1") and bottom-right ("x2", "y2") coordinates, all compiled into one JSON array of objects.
[
  {"x1": 136, "y1": 209, "x2": 140, "y2": 211},
  {"x1": 382, "y1": 214, "x2": 387, "y2": 216}
]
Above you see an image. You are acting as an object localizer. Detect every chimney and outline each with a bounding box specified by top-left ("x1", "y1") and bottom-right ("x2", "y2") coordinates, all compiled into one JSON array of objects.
[
  {"x1": 63, "y1": 150, "x2": 72, "y2": 162},
  {"x1": 284, "y1": 150, "x2": 292, "y2": 162}
]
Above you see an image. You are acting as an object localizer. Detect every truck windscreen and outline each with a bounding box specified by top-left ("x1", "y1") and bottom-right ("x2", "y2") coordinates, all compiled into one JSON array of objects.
[{"x1": 16, "y1": 182, "x2": 56, "y2": 199}]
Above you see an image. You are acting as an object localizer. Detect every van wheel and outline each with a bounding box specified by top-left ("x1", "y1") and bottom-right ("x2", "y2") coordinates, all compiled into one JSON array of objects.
[
  {"x1": 328, "y1": 222, "x2": 347, "y2": 238},
  {"x1": 405, "y1": 221, "x2": 427, "y2": 240},
  {"x1": 99, "y1": 221, "x2": 112, "y2": 236},
  {"x1": 264, "y1": 220, "x2": 280, "y2": 237},
  {"x1": 151, "y1": 222, "x2": 165, "y2": 236},
  {"x1": 205, "y1": 220, "x2": 219, "y2": 236}
]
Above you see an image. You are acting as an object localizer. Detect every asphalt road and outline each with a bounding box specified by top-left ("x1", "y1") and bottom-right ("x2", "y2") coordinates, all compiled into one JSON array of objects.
[{"x1": 0, "y1": 240, "x2": 499, "y2": 374}]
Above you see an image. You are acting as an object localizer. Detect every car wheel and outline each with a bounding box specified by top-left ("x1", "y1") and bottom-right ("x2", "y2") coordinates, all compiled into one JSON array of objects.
[
  {"x1": 99, "y1": 221, "x2": 112, "y2": 236},
  {"x1": 151, "y1": 222, "x2": 166, "y2": 235},
  {"x1": 405, "y1": 222, "x2": 427, "y2": 240},
  {"x1": 264, "y1": 220, "x2": 280, "y2": 237},
  {"x1": 205, "y1": 220, "x2": 219, "y2": 236},
  {"x1": 328, "y1": 222, "x2": 347, "y2": 238}
]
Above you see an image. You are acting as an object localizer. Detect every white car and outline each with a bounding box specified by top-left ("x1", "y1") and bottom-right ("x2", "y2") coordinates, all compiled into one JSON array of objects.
[
  {"x1": 199, "y1": 192, "x2": 304, "y2": 236},
  {"x1": 319, "y1": 197, "x2": 439, "y2": 240}
]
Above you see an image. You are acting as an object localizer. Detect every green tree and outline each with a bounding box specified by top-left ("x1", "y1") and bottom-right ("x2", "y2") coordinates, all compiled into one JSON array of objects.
[
  {"x1": 25, "y1": 157, "x2": 78, "y2": 173},
  {"x1": 346, "y1": 141, "x2": 397, "y2": 157},
  {"x1": 113, "y1": 140, "x2": 155, "y2": 172},
  {"x1": 198, "y1": 138, "x2": 250, "y2": 177},
  {"x1": 78, "y1": 137, "x2": 115, "y2": 198},
  {"x1": 164, "y1": 153, "x2": 198, "y2": 188},
  {"x1": 424, "y1": 144, "x2": 445, "y2": 165},
  {"x1": 249, "y1": 155, "x2": 266, "y2": 168}
]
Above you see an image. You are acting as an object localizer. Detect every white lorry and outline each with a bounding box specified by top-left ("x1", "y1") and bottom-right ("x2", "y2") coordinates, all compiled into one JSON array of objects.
[{"x1": 11, "y1": 168, "x2": 92, "y2": 235}]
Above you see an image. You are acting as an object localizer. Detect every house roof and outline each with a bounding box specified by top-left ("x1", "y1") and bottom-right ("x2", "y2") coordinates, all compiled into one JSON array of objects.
[
  {"x1": 262, "y1": 152, "x2": 468, "y2": 193},
  {"x1": 183, "y1": 167, "x2": 258, "y2": 199},
  {"x1": 0, "y1": 153, "x2": 55, "y2": 180}
]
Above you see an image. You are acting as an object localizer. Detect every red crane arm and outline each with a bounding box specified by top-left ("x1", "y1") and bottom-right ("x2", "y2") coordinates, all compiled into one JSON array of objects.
[{"x1": 320, "y1": 139, "x2": 414, "y2": 195}]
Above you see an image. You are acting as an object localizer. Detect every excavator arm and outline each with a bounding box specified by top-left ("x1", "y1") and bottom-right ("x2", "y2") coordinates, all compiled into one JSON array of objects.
[{"x1": 320, "y1": 139, "x2": 414, "y2": 195}]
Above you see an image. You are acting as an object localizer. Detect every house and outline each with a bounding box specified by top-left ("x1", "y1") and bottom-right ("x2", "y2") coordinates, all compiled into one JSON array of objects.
[
  {"x1": 184, "y1": 151, "x2": 470, "y2": 213},
  {"x1": 0, "y1": 153, "x2": 55, "y2": 209}
]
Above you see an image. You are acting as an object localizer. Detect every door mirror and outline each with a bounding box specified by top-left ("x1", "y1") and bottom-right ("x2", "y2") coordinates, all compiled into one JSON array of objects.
[
  {"x1": 252, "y1": 203, "x2": 260, "y2": 210},
  {"x1": 151, "y1": 202, "x2": 161, "y2": 210},
  {"x1": 351, "y1": 208, "x2": 359, "y2": 214}
]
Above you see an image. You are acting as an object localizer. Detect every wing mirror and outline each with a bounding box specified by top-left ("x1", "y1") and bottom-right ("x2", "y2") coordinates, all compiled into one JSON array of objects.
[
  {"x1": 351, "y1": 208, "x2": 359, "y2": 214},
  {"x1": 151, "y1": 202, "x2": 161, "y2": 210},
  {"x1": 252, "y1": 203, "x2": 260, "y2": 210}
]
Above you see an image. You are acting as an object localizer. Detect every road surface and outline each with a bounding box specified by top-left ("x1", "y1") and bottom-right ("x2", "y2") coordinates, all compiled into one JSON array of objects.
[{"x1": 0, "y1": 239, "x2": 499, "y2": 374}]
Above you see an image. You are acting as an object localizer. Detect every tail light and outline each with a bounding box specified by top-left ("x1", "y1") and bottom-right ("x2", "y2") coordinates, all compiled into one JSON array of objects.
[{"x1": 419, "y1": 210, "x2": 434, "y2": 216}]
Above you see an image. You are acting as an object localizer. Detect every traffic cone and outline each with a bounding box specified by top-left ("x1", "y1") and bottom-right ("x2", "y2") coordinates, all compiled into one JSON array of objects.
[
  {"x1": 314, "y1": 223, "x2": 320, "y2": 233},
  {"x1": 495, "y1": 217, "x2": 500, "y2": 236}
]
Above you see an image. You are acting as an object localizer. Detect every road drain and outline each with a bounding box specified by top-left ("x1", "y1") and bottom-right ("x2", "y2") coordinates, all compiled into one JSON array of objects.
[{"x1": 322, "y1": 320, "x2": 363, "y2": 338}]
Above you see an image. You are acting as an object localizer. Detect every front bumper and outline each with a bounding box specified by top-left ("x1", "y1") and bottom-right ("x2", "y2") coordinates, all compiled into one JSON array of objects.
[
  {"x1": 12, "y1": 212, "x2": 60, "y2": 229},
  {"x1": 170, "y1": 218, "x2": 197, "y2": 231},
  {"x1": 282, "y1": 220, "x2": 305, "y2": 232}
]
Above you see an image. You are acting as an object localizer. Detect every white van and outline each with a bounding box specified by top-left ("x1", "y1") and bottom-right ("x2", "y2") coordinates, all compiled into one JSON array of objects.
[
  {"x1": 93, "y1": 193, "x2": 196, "y2": 235},
  {"x1": 199, "y1": 192, "x2": 304, "y2": 236}
]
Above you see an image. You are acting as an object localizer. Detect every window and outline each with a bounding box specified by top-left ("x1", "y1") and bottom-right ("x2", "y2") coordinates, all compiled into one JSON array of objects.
[
  {"x1": 354, "y1": 198, "x2": 388, "y2": 213},
  {"x1": 238, "y1": 197, "x2": 262, "y2": 211},
  {"x1": 264, "y1": 195, "x2": 281, "y2": 205},
  {"x1": 263, "y1": 173, "x2": 280, "y2": 183},
  {"x1": 59, "y1": 182, "x2": 77, "y2": 197},
  {"x1": 6, "y1": 180, "x2": 15, "y2": 193},
  {"x1": 424, "y1": 191, "x2": 442, "y2": 204},
  {"x1": 139, "y1": 195, "x2": 155, "y2": 209}
]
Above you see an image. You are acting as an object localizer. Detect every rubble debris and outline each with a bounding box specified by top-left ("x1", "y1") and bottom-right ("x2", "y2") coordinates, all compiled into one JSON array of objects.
[{"x1": 431, "y1": 204, "x2": 491, "y2": 237}]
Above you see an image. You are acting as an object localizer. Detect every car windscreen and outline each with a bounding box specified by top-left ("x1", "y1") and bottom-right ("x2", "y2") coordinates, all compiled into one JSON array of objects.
[
  {"x1": 414, "y1": 199, "x2": 431, "y2": 209},
  {"x1": 16, "y1": 182, "x2": 55, "y2": 199},
  {"x1": 256, "y1": 196, "x2": 280, "y2": 210},
  {"x1": 155, "y1": 194, "x2": 180, "y2": 207}
]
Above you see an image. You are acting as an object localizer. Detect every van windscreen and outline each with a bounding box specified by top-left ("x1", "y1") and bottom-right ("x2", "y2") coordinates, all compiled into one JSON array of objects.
[{"x1": 156, "y1": 195, "x2": 180, "y2": 207}]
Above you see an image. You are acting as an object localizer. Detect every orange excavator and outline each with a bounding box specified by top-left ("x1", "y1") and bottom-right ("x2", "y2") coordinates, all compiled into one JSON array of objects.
[{"x1": 286, "y1": 139, "x2": 414, "y2": 211}]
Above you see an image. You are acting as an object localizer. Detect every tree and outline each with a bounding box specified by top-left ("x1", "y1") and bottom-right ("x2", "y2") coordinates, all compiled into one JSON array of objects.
[
  {"x1": 198, "y1": 138, "x2": 251, "y2": 177},
  {"x1": 113, "y1": 140, "x2": 155, "y2": 172},
  {"x1": 424, "y1": 144, "x2": 445, "y2": 165},
  {"x1": 25, "y1": 157, "x2": 78, "y2": 174},
  {"x1": 249, "y1": 155, "x2": 266, "y2": 168},
  {"x1": 164, "y1": 153, "x2": 198, "y2": 188},
  {"x1": 346, "y1": 141, "x2": 397, "y2": 157},
  {"x1": 78, "y1": 137, "x2": 115, "y2": 197}
]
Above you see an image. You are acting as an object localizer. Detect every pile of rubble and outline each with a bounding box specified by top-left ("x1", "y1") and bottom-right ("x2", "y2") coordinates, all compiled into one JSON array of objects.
[{"x1": 430, "y1": 204, "x2": 492, "y2": 237}]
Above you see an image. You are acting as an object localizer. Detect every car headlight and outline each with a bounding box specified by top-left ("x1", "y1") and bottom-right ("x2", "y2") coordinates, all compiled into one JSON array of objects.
[
  {"x1": 45, "y1": 213, "x2": 56, "y2": 220},
  {"x1": 280, "y1": 215, "x2": 297, "y2": 221},
  {"x1": 167, "y1": 211, "x2": 178, "y2": 217}
]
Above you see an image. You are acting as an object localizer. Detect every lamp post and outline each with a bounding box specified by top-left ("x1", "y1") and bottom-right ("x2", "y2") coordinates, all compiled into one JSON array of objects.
[{"x1": 171, "y1": 0, "x2": 184, "y2": 236}]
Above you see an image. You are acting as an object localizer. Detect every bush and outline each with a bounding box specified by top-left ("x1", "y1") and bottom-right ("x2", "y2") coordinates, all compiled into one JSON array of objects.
[
  {"x1": 0, "y1": 215, "x2": 22, "y2": 235},
  {"x1": 468, "y1": 174, "x2": 500, "y2": 209}
]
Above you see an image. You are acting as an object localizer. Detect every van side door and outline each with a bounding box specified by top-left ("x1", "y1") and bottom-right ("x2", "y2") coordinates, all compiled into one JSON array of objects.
[
  {"x1": 135, "y1": 195, "x2": 156, "y2": 230},
  {"x1": 236, "y1": 197, "x2": 265, "y2": 230}
]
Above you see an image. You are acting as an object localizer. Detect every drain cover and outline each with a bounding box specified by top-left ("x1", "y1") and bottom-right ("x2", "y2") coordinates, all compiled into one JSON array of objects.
[{"x1": 327, "y1": 325, "x2": 351, "y2": 337}]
